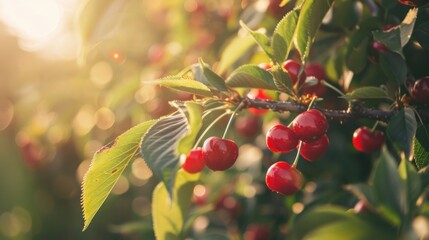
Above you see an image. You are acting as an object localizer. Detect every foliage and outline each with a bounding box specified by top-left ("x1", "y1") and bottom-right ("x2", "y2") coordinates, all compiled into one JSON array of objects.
[{"x1": 76, "y1": 0, "x2": 429, "y2": 239}]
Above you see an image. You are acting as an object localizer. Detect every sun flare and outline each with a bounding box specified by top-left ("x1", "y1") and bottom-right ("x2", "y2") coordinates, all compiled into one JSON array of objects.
[{"x1": 0, "y1": 0, "x2": 63, "y2": 50}]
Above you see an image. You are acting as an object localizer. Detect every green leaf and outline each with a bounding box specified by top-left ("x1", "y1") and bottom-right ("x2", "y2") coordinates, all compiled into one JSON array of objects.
[
  {"x1": 414, "y1": 124, "x2": 429, "y2": 169},
  {"x1": 379, "y1": 51, "x2": 407, "y2": 86},
  {"x1": 398, "y1": 157, "x2": 421, "y2": 212},
  {"x1": 346, "y1": 29, "x2": 370, "y2": 73},
  {"x1": 176, "y1": 102, "x2": 204, "y2": 155},
  {"x1": 270, "y1": 64, "x2": 295, "y2": 96},
  {"x1": 387, "y1": 108, "x2": 417, "y2": 159},
  {"x1": 372, "y1": 8, "x2": 418, "y2": 55},
  {"x1": 81, "y1": 120, "x2": 156, "y2": 230},
  {"x1": 303, "y1": 219, "x2": 393, "y2": 240},
  {"x1": 272, "y1": 9, "x2": 299, "y2": 63},
  {"x1": 199, "y1": 59, "x2": 228, "y2": 92},
  {"x1": 225, "y1": 64, "x2": 277, "y2": 90},
  {"x1": 294, "y1": 0, "x2": 333, "y2": 61},
  {"x1": 345, "y1": 183, "x2": 376, "y2": 206},
  {"x1": 328, "y1": 0, "x2": 360, "y2": 30},
  {"x1": 415, "y1": 22, "x2": 429, "y2": 50},
  {"x1": 148, "y1": 76, "x2": 214, "y2": 97},
  {"x1": 342, "y1": 87, "x2": 390, "y2": 100},
  {"x1": 371, "y1": 149, "x2": 405, "y2": 226},
  {"x1": 239, "y1": 21, "x2": 275, "y2": 60},
  {"x1": 217, "y1": 35, "x2": 256, "y2": 74},
  {"x1": 140, "y1": 112, "x2": 189, "y2": 195},
  {"x1": 152, "y1": 169, "x2": 200, "y2": 240},
  {"x1": 293, "y1": 206, "x2": 357, "y2": 240},
  {"x1": 381, "y1": 0, "x2": 397, "y2": 9}
]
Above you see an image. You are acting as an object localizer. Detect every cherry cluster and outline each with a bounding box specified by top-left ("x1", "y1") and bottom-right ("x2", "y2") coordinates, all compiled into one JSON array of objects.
[
  {"x1": 265, "y1": 109, "x2": 329, "y2": 195},
  {"x1": 179, "y1": 61, "x2": 429, "y2": 197},
  {"x1": 182, "y1": 136, "x2": 238, "y2": 174}
]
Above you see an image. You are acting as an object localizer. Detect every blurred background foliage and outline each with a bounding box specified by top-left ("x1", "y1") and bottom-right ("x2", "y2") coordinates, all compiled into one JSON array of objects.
[
  {"x1": 0, "y1": 0, "x2": 272, "y2": 239},
  {"x1": 1, "y1": 0, "x2": 429, "y2": 239}
]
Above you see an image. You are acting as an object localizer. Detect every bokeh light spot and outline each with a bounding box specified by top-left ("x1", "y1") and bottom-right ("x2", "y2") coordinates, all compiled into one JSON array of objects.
[
  {"x1": 94, "y1": 107, "x2": 115, "y2": 130},
  {"x1": 90, "y1": 61, "x2": 113, "y2": 87},
  {"x1": 111, "y1": 176, "x2": 129, "y2": 195}
]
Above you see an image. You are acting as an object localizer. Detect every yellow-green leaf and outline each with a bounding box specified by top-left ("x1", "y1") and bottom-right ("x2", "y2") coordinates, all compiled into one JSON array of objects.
[
  {"x1": 152, "y1": 169, "x2": 200, "y2": 240},
  {"x1": 81, "y1": 120, "x2": 156, "y2": 231},
  {"x1": 147, "y1": 76, "x2": 214, "y2": 97},
  {"x1": 177, "y1": 102, "x2": 204, "y2": 154}
]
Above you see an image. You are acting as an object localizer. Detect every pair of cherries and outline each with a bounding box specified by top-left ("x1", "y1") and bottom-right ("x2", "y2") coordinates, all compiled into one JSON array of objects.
[
  {"x1": 265, "y1": 109, "x2": 329, "y2": 195},
  {"x1": 182, "y1": 137, "x2": 238, "y2": 173}
]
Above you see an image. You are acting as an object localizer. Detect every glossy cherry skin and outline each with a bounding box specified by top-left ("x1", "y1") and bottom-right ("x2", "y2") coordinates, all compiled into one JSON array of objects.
[
  {"x1": 397, "y1": 0, "x2": 428, "y2": 7},
  {"x1": 411, "y1": 76, "x2": 429, "y2": 104},
  {"x1": 292, "y1": 109, "x2": 328, "y2": 142},
  {"x1": 266, "y1": 124, "x2": 299, "y2": 153},
  {"x1": 300, "y1": 134, "x2": 329, "y2": 162},
  {"x1": 247, "y1": 89, "x2": 272, "y2": 115},
  {"x1": 265, "y1": 161, "x2": 303, "y2": 195},
  {"x1": 283, "y1": 60, "x2": 307, "y2": 86},
  {"x1": 244, "y1": 224, "x2": 271, "y2": 240},
  {"x1": 203, "y1": 137, "x2": 239, "y2": 171},
  {"x1": 182, "y1": 148, "x2": 205, "y2": 173},
  {"x1": 302, "y1": 63, "x2": 326, "y2": 96},
  {"x1": 352, "y1": 127, "x2": 385, "y2": 153},
  {"x1": 235, "y1": 115, "x2": 261, "y2": 138}
]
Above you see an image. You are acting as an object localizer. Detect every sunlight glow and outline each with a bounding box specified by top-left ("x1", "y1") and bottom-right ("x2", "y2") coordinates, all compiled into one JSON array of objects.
[{"x1": 0, "y1": 0, "x2": 63, "y2": 51}]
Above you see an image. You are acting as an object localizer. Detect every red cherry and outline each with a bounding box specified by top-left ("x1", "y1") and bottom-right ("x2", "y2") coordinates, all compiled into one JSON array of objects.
[
  {"x1": 247, "y1": 89, "x2": 272, "y2": 115},
  {"x1": 411, "y1": 76, "x2": 429, "y2": 104},
  {"x1": 266, "y1": 124, "x2": 298, "y2": 153},
  {"x1": 302, "y1": 63, "x2": 326, "y2": 96},
  {"x1": 352, "y1": 127, "x2": 385, "y2": 153},
  {"x1": 258, "y1": 62, "x2": 272, "y2": 70},
  {"x1": 182, "y1": 148, "x2": 205, "y2": 173},
  {"x1": 292, "y1": 109, "x2": 328, "y2": 142},
  {"x1": 235, "y1": 115, "x2": 261, "y2": 138},
  {"x1": 397, "y1": 0, "x2": 428, "y2": 7},
  {"x1": 203, "y1": 137, "x2": 239, "y2": 171},
  {"x1": 300, "y1": 134, "x2": 329, "y2": 162},
  {"x1": 244, "y1": 224, "x2": 271, "y2": 240},
  {"x1": 372, "y1": 41, "x2": 388, "y2": 53},
  {"x1": 283, "y1": 60, "x2": 307, "y2": 86},
  {"x1": 265, "y1": 161, "x2": 303, "y2": 195}
]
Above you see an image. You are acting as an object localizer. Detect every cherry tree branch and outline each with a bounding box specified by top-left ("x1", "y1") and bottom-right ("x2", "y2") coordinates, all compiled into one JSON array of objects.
[{"x1": 242, "y1": 98, "x2": 429, "y2": 123}]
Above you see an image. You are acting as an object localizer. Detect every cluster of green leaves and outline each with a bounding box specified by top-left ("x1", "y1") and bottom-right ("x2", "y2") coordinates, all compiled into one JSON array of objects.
[{"x1": 292, "y1": 149, "x2": 428, "y2": 239}]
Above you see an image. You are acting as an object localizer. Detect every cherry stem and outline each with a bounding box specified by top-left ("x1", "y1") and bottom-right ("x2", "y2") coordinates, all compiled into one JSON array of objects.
[
  {"x1": 292, "y1": 141, "x2": 303, "y2": 168},
  {"x1": 322, "y1": 80, "x2": 345, "y2": 97},
  {"x1": 193, "y1": 111, "x2": 230, "y2": 149},
  {"x1": 222, "y1": 101, "x2": 245, "y2": 139},
  {"x1": 371, "y1": 121, "x2": 380, "y2": 132},
  {"x1": 292, "y1": 97, "x2": 318, "y2": 168}
]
